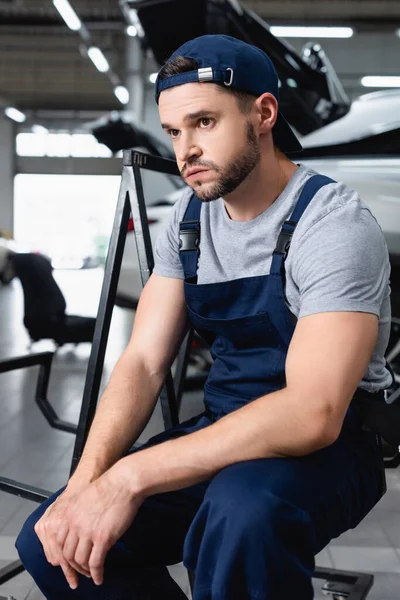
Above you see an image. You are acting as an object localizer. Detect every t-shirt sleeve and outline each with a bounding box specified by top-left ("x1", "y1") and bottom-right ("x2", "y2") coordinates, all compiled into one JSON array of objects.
[
  {"x1": 152, "y1": 188, "x2": 192, "y2": 279},
  {"x1": 292, "y1": 197, "x2": 390, "y2": 319}
]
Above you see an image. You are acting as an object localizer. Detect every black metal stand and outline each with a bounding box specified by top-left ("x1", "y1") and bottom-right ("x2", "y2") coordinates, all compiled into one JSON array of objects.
[
  {"x1": 0, "y1": 352, "x2": 76, "y2": 504},
  {"x1": 0, "y1": 150, "x2": 379, "y2": 600},
  {"x1": 314, "y1": 567, "x2": 374, "y2": 599},
  {"x1": 69, "y1": 150, "x2": 184, "y2": 476}
]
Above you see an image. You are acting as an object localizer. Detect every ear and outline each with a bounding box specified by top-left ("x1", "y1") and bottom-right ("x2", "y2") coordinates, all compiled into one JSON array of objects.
[{"x1": 254, "y1": 93, "x2": 279, "y2": 135}]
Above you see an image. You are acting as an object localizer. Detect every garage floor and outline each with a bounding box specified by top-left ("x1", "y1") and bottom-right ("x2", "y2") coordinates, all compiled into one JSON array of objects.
[{"x1": 1, "y1": 269, "x2": 400, "y2": 600}]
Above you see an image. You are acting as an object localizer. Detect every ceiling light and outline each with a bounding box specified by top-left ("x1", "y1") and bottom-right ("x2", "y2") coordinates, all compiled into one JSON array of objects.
[
  {"x1": 32, "y1": 124, "x2": 49, "y2": 135},
  {"x1": 127, "y1": 9, "x2": 144, "y2": 37},
  {"x1": 114, "y1": 86, "x2": 130, "y2": 104},
  {"x1": 52, "y1": 0, "x2": 81, "y2": 31},
  {"x1": 361, "y1": 76, "x2": 400, "y2": 88},
  {"x1": 149, "y1": 73, "x2": 158, "y2": 84},
  {"x1": 270, "y1": 26, "x2": 354, "y2": 39},
  {"x1": 88, "y1": 47, "x2": 110, "y2": 73},
  {"x1": 5, "y1": 107, "x2": 26, "y2": 123},
  {"x1": 126, "y1": 25, "x2": 138, "y2": 37}
]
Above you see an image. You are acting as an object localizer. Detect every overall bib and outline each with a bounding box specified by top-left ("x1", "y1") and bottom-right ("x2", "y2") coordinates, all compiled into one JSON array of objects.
[{"x1": 16, "y1": 176, "x2": 385, "y2": 600}]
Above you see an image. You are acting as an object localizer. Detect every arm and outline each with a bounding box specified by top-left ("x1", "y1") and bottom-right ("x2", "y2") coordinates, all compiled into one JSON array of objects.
[
  {"x1": 117, "y1": 310, "x2": 378, "y2": 497},
  {"x1": 68, "y1": 273, "x2": 189, "y2": 489}
]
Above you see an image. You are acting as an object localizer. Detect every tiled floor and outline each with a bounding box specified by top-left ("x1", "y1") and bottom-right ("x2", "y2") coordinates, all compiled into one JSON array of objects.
[{"x1": 1, "y1": 269, "x2": 400, "y2": 599}]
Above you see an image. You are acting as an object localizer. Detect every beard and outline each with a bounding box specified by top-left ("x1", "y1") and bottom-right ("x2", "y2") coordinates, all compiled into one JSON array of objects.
[{"x1": 183, "y1": 120, "x2": 261, "y2": 203}]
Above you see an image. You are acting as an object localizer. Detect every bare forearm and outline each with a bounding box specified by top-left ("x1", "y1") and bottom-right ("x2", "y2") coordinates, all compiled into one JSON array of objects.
[
  {"x1": 69, "y1": 350, "x2": 164, "y2": 487},
  {"x1": 120, "y1": 386, "x2": 337, "y2": 498}
]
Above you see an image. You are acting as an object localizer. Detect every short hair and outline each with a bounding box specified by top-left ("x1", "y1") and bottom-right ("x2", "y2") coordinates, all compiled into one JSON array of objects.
[{"x1": 158, "y1": 55, "x2": 256, "y2": 114}]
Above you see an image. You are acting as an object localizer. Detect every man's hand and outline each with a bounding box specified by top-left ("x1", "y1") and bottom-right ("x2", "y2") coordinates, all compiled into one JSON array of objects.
[
  {"x1": 34, "y1": 484, "x2": 90, "y2": 590},
  {"x1": 35, "y1": 464, "x2": 144, "y2": 588}
]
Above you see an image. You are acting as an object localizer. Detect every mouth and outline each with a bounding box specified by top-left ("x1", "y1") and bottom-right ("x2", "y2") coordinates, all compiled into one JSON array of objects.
[{"x1": 185, "y1": 168, "x2": 210, "y2": 180}]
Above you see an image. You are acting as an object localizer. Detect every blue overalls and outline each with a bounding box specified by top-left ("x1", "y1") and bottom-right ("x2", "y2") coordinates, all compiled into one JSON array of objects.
[{"x1": 16, "y1": 175, "x2": 385, "y2": 600}]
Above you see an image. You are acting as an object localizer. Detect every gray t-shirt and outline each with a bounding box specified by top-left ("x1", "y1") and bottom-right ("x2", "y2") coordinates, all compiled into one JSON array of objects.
[{"x1": 154, "y1": 164, "x2": 393, "y2": 392}]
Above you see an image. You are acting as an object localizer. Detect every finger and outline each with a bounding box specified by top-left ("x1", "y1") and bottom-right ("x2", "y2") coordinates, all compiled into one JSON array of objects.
[
  {"x1": 56, "y1": 520, "x2": 69, "y2": 550},
  {"x1": 35, "y1": 520, "x2": 57, "y2": 567},
  {"x1": 60, "y1": 561, "x2": 79, "y2": 590},
  {"x1": 62, "y1": 531, "x2": 79, "y2": 566},
  {"x1": 89, "y1": 542, "x2": 108, "y2": 586},
  {"x1": 74, "y1": 538, "x2": 94, "y2": 576},
  {"x1": 62, "y1": 531, "x2": 91, "y2": 578},
  {"x1": 46, "y1": 521, "x2": 65, "y2": 568}
]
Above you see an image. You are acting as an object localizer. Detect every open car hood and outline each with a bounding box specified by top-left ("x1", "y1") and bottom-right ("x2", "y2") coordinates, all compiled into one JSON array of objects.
[
  {"x1": 91, "y1": 1, "x2": 398, "y2": 158},
  {"x1": 125, "y1": 0, "x2": 350, "y2": 136}
]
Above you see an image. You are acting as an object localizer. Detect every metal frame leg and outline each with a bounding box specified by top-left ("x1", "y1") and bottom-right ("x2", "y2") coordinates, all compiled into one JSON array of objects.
[
  {"x1": 314, "y1": 566, "x2": 374, "y2": 599},
  {"x1": 0, "y1": 352, "x2": 77, "y2": 436},
  {"x1": 187, "y1": 568, "x2": 373, "y2": 599},
  {"x1": 0, "y1": 354, "x2": 65, "y2": 589}
]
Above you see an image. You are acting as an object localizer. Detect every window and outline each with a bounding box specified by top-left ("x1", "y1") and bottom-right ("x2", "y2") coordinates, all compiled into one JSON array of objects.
[{"x1": 16, "y1": 133, "x2": 112, "y2": 158}]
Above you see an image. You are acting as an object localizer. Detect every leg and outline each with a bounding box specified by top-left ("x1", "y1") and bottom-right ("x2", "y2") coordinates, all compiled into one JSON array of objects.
[
  {"x1": 16, "y1": 484, "x2": 202, "y2": 600},
  {"x1": 183, "y1": 422, "x2": 383, "y2": 600},
  {"x1": 16, "y1": 413, "x2": 213, "y2": 600}
]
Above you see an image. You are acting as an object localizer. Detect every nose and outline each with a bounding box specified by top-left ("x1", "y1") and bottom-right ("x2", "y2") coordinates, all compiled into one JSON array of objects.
[{"x1": 176, "y1": 131, "x2": 202, "y2": 165}]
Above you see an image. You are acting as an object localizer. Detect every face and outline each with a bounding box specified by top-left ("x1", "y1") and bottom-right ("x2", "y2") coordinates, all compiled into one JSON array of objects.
[{"x1": 159, "y1": 83, "x2": 260, "y2": 202}]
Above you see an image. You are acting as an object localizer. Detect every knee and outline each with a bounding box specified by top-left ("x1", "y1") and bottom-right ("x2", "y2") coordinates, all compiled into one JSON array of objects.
[
  {"x1": 204, "y1": 462, "x2": 306, "y2": 537},
  {"x1": 15, "y1": 488, "x2": 65, "y2": 573},
  {"x1": 15, "y1": 506, "x2": 46, "y2": 571}
]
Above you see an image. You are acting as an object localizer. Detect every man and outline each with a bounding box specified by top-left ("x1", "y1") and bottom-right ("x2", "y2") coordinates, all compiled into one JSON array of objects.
[{"x1": 16, "y1": 35, "x2": 392, "y2": 600}]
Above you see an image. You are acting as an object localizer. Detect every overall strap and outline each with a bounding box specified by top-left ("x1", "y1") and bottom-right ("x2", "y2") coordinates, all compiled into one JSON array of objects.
[
  {"x1": 270, "y1": 174, "x2": 335, "y2": 275},
  {"x1": 178, "y1": 193, "x2": 202, "y2": 280}
]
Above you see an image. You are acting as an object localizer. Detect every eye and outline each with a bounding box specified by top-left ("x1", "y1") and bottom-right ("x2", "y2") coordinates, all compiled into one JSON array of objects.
[
  {"x1": 168, "y1": 129, "x2": 180, "y2": 139},
  {"x1": 199, "y1": 117, "x2": 214, "y2": 128}
]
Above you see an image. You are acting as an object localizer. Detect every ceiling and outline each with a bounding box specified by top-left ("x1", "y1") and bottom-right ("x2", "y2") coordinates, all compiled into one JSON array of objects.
[{"x1": 0, "y1": 0, "x2": 399, "y2": 121}]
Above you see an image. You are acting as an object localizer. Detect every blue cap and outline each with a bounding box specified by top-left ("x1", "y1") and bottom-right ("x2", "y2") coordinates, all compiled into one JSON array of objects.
[{"x1": 155, "y1": 35, "x2": 302, "y2": 154}]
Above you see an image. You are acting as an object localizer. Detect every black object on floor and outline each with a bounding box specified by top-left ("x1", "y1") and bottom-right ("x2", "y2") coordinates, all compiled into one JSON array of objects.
[{"x1": 11, "y1": 253, "x2": 96, "y2": 345}]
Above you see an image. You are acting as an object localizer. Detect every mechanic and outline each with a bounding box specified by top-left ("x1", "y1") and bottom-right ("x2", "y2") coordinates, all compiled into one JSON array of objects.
[{"x1": 16, "y1": 35, "x2": 393, "y2": 600}]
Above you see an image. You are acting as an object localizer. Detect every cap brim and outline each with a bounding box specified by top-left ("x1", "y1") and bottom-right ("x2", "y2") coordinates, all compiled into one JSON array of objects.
[{"x1": 273, "y1": 112, "x2": 302, "y2": 154}]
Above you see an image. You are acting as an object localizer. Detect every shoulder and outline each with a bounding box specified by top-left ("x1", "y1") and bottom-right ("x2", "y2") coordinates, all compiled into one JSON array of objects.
[
  {"x1": 287, "y1": 169, "x2": 390, "y2": 288},
  {"x1": 292, "y1": 170, "x2": 386, "y2": 248},
  {"x1": 284, "y1": 171, "x2": 390, "y2": 319}
]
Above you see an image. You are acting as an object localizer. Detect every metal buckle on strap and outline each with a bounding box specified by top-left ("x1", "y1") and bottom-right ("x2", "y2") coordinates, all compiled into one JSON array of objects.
[
  {"x1": 284, "y1": 220, "x2": 297, "y2": 228},
  {"x1": 179, "y1": 221, "x2": 200, "y2": 252},
  {"x1": 275, "y1": 231, "x2": 292, "y2": 255},
  {"x1": 274, "y1": 220, "x2": 297, "y2": 257}
]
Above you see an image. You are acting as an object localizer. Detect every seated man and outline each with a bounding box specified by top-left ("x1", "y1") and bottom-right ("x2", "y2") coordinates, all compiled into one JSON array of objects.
[{"x1": 16, "y1": 35, "x2": 392, "y2": 600}]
